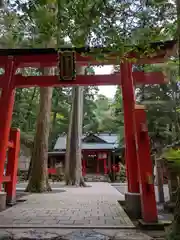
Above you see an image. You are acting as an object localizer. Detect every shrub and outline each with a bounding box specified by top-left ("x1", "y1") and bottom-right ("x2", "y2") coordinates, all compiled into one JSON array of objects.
[{"x1": 116, "y1": 164, "x2": 126, "y2": 182}]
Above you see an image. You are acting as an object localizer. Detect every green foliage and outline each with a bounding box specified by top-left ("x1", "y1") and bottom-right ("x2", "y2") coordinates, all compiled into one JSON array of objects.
[
  {"x1": 136, "y1": 60, "x2": 180, "y2": 151},
  {"x1": 163, "y1": 148, "x2": 180, "y2": 170},
  {"x1": 111, "y1": 86, "x2": 124, "y2": 146},
  {"x1": 163, "y1": 148, "x2": 180, "y2": 161},
  {"x1": 116, "y1": 164, "x2": 126, "y2": 183},
  {"x1": 93, "y1": 94, "x2": 117, "y2": 133},
  {"x1": 1, "y1": 0, "x2": 177, "y2": 150}
]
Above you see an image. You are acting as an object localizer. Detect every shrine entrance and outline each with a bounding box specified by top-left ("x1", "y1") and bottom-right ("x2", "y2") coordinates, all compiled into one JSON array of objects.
[
  {"x1": 0, "y1": 40, "x2": 177, "y2": 224},
  {"x1": 86, "y1": 155, "x2": 97, "y2": 174}
]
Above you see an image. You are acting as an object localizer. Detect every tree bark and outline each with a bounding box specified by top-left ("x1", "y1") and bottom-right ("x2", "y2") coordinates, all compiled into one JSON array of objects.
[
  {"x1": 167, "y1": 2, "x2": 180, "y2": 237},
  {"x1": 26, "y1": 70, "x2": 53, "y2": 192},
  {"x1": 0, "y1": 0, "x2": 4, "y2": 8},
  {"x1": 22, "y1": 87, "x2": 37, "y2": 132},
  {"x1": 155, "y1": 159, "x2": 165, "y2": 203},
  {"x1": 167, "y1": 186, "x2": 180, "y2": 240},
  {"x1": 49, "y1": 89, "x2": 59, "y2": 150},
  {"x1": 65, "y1": 86, "x2": 87, "y2": 186},
  {"x1": 27, "y1": 157, "x2": 32, "y2": 180},
  {"x1": 65, "y1": 65, "x2": 87, "y2": 186}
]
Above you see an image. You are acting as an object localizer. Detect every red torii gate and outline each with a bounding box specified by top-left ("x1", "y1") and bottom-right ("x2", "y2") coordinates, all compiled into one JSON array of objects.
[{"x1": 0, "y1": 40, "x2": 176, "y2": 223}]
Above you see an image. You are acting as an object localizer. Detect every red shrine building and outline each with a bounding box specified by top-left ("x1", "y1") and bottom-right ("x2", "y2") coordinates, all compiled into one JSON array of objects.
[{"x1": 48, "y1": 133, "x2": 124, "y2": 181}]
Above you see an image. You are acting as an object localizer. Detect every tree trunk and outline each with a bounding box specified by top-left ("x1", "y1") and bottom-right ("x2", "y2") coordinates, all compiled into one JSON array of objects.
[
  {"x1": 65, "y1": 65, "x2": 88, "y2": 186},
  {"x1": 167, "y1": 186, "x2": 180, "y2": 240},
  {"x1": 22, "y1": 87, "x2": 37, "y2": 132},
  {"x1": 27, "y1": 158, "x2": 32, "y2": 180},
  {"x1": 168, "y1": 169, "x2": 179, "y2": 203},
  {"x1": 49, "y1": 90, "x2": 59, "y2": 150},
  {"x1": 168, "y1": 2, "x2": 180, "y2": 235},
  {"x1": 155, "y1": 159, "x2": 165, "y2": 203},
  {"x1": 65, "y1": 86, "x2": 87, "y2": 186},
  {"x1": 0, "y1": 0, "x2": 4, "y2": 8},
  {"x1": 26, "y1": 69, "x2": 53, "y2": 192}
]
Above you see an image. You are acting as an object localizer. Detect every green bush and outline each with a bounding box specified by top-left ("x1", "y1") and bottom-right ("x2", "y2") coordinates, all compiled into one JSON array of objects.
[
  {"x1": 116, "y1": 164, "x2": 126, "y2": 183},
  {"x1": 17, "y1": 170, "x2": 28, "y2": 182},
  {"x1": 162, "y1": 148, "x2": 180, "y2": 170}
]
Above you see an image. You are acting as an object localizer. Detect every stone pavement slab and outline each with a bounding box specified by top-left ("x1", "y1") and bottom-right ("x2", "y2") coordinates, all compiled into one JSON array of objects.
[
  {"x1": 0, "y1": 229, "x2": 152, "y2": 240},
  {"x1": 0, "y1": 183, "x2": 134, "y2": 228}
]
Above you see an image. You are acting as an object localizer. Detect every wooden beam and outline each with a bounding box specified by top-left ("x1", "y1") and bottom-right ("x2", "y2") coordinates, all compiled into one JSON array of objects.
[
  {"x1": 0, "y1": 40, "x2": 176, "y2": 67},
  {"x1": 0, "y1": 71, "x2": 167, "y2": 88},
  {"x1": 133, "y1": 71, "x2": 167, "y2": 84}
]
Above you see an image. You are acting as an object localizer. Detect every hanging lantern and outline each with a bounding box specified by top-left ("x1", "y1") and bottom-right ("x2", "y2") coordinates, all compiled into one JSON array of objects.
[{"x1": 58, "y1": 51, "x2": 76, "y2": 81}]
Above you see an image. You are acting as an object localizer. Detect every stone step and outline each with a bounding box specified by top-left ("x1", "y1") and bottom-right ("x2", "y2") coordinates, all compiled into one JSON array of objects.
[{"x1": 84, "y1": 174, "x2": 110, "y2": 182}]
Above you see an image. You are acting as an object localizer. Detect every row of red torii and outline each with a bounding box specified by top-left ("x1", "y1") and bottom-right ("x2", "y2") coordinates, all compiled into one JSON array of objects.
[{"x1": 0, "y1": 40, "x2": 177, "y2": 223}]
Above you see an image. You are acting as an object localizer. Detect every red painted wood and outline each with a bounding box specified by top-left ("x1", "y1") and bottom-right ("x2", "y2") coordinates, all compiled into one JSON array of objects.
[
  {"x1": 133, "y1": 71, "x2": 167, "y2": 84},
  {"x1": 0, "y1": 72, "x2": 166, "y2": 88},
  {"x1": 0, "y1": 43, "x2": 173, "y2": 69},
  {"x1": 15, "y1": 74, "x2": 119, "y2": 87},
  {"x1": 8, "y1": 141, "x2": 14, "y2": 148},
  {"x1": 82, "y1": 150, "x2": 108, "y2": 155},
  {"x1": 2, "y1": 176, "x2": 11, "y2": 183},
  {"x1": 14, "y1": 53, "x2": 97, "y2": 68},
  {"x1": 5, "y1": 128, "x2": 20, "y2": 203},
  {"x1": 134, "y1": 108, "x2": 158, "y2": 223},
  {"x1": 121, "y1": 61, "x2": 139, "y2": 193},
  {"x1": 104, "y1": 159, "x2": 107, "y2": 174},
  {"x1": 48, "y1": 168, "x2": 56, "y2": 174},
  {"x1": 0, "y1": 59, "x2": 16, "y2": 190}
]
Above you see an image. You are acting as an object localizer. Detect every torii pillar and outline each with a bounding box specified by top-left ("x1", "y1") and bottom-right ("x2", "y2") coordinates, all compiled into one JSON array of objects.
[
  {"x1": 121, "y1": 61, "x2": 141, "y2": 218},
  {"x1": 134, "y1": 105, "x2": 158, "y2": 223},
  {"x1": 0, "y1": 58, "x2": 16, "y2": 187}
]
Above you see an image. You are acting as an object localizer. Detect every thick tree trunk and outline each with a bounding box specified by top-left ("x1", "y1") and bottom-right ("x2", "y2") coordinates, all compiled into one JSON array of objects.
[
  {"x1": 155, "y1": 159, "x2": 165, "y2": 203},
  {"x1": 167, "y1": 186, "x2": 180, "y2": 240},
  {"x1": 168, "y1": 171, "x2": 179, "y2": 203},
  {"x1": 27, "y1": 158, "x2": 32, "y2": 180},
  {"x1": 0, "y1": 0, "x2": 4, "y2": 8},
  {"x1": 167, "y1": 3, "x2": 180, "y2": 238},
  {"x1": 22, "y1": 87, "x2": 37, "y2": 132},
  {"x1": 65, "y1": 86, "x2": 87, "y2": 186},
  {"x1": 65, "y1": 65, "x2": 87, "y2": 186},
  {"x1": 49, "y1": 90, "x2": 59, "y2": 150},
  {"x1": 26, "y1": 76, "x2": 53, "y2": 192}
]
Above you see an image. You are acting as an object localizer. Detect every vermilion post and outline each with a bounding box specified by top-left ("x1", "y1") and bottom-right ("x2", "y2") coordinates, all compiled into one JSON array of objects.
[
  {"x1": 134, "y1": 106, "x2": 158, "y2": 222},
  {"x1": 5, "y1": 128, "x2": 20, "y2": 204},
  {"x1": 121, "y1": 61, "x2": 139, "y2": 193},
  {"x1": 0, "y1": 58, "x2": 16, "y2": 190}
]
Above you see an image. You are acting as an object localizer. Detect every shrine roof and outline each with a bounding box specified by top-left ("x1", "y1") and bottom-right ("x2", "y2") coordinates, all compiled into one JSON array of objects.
[
  {"x1": 93, "y1": 133, "x2": 118, "y2": 144},
  {"x1": 54, "y1": 133, "x2": 121, "y2": 151}
]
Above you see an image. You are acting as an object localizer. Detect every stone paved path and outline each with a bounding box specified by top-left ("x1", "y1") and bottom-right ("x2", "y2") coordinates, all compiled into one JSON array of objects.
[
  {"x1": 0, "y1": 183, "x2": 134, "y2": 228},
  {"x1": 0, "y1": 229, "x2": 152, "y2": 240}
]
